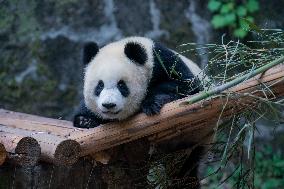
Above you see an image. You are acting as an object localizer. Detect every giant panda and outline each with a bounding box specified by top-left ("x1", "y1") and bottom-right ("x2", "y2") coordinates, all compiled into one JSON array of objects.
[
  {"x1": 73, "y1": 36, "x2": 205, "y2": 127},
  {"x1": 73, "y1": 36, "x2": 207, "y2": 188}
]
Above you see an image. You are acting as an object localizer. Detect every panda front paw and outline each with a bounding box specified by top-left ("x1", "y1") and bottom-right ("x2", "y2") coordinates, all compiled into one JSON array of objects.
[
  {"x1": 141, "y1": 94, "x2": 173, "y2": 116},
  {"x1": 73, "y1": 115, "x2": 100, "y2": 128},
  {"x1": 142, "y1": 102, "x2": 162, "y2": 116}
]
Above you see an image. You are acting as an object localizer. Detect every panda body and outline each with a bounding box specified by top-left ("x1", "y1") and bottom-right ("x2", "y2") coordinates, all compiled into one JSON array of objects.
[
  {"x1": 74, "y1": 36, "x2": 204, "y2": 128},
  {"x1": 73, "y1": 36, "x2": 207, "y2": 188}
]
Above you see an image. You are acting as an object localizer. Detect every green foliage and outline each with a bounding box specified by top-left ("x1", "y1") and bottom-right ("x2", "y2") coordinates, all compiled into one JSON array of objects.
[
  {"x1": 208, "y1": 0, "x2": 260, "y2": 38},
  {"x1": 254, "y1": 146, "x2": 284, "y2": 189},
  {"x1": 147, "y1": 163, "x2": 168, "y2": 188},
  {"x1": 204, "y1": 145, "x2": 284, "y2": 189},
  {"x1": 179, "y1": 28, "x2": 284, "y2": 188}
]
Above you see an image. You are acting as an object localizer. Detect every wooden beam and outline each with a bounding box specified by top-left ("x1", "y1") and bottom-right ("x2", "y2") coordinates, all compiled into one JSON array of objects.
[
  {"x1": 0, "y1": 125, "x2": 81, "y2": 165},
  {"x1": 0, "y1": 131, "x2": 40, "y2": 166},
  {"x1": 0, "y1": 64, "x2": 283, "y2": 164},
  {"x1": 0, "y1": 143, "x2": 7, "y2": 166},
  {"x1": 70, "y1": 64, "x2": 284, "y2": 155}
]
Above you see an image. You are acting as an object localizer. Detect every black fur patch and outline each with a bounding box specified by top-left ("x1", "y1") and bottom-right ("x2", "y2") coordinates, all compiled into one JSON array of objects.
[
  {"x1": 150, "y1": 42, "x2": 203, "y2": 95},
  {"x1": 141, "y1": 42, "x2": 203, "y2": 116},
  {"x1": 94, "y1": 80, "x2": 104, "y2": 96},
  {"x1": 141, "y1": 93, "x2": 173, "y2": 115},
  {"x1": 117, "y1": 80, "x2": 130, "y2": 97},
  {"x1": 73, "y1": 101, "x2": 110, "y2": 128},
  {"x1": 83, "y1": 42, "x2": 99, "y2": 65},
  {"x1": 124, "y1": 42, "x2": 147, "y2": 65}
]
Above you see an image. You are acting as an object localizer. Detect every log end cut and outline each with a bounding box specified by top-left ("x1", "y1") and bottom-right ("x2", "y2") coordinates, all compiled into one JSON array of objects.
[
  {"x1": 54, "y1": 139, "x2": 81, "y2": 165},
  {"x1": 15, "y1": 137, "x2": 41, "y2": 166}
]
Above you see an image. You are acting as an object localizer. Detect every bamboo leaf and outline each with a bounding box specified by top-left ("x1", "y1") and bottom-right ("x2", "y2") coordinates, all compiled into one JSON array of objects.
[{"x1": 180, "y1": 56, "x2": 284, "y2": 106}]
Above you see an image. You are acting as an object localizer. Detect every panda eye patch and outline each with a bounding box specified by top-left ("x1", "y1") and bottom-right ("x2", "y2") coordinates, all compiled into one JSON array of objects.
[
  {"x1": 94, "y1": 80, "x2": 104, "y2": 96},
  {"x1": 117, "y1": 80, "x2": 130, "y2": 97}
]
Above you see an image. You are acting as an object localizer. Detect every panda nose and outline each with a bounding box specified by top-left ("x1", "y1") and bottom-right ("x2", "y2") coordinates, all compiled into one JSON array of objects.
[{"x1": 102, "y1": 103, "x2": 116, "y2": 109}]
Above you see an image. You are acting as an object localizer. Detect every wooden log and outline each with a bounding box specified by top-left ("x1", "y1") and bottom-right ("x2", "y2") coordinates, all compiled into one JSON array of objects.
[
  {"x1": 69, "y1": 64, "x2": 284, "y2": 155},
  {"x1": 0, "y1": 64, "x2": 283, "y2": 160},
  {"x1": 0, "y1": 110, "x2": 75, "y2": 137},
  {"x1": 0, "y1": 131, "x2": 40, "y2": 166},
  {"x1": 0, "y1": 125, "x2": 81, "y2": 165},
  {"x1": 0, "y1": 143, "x2": 7, "y2": 166}
]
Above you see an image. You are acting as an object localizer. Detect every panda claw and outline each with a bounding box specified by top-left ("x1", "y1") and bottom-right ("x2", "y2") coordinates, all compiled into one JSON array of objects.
[{"x1": 73, "y1": 115, "x2": 98, "y2": 128}]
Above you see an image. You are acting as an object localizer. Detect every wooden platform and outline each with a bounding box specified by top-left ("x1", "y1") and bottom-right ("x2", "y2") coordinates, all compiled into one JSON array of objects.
[{"x1": 0, "y1": 63, "x2": 283, "y2": 166}]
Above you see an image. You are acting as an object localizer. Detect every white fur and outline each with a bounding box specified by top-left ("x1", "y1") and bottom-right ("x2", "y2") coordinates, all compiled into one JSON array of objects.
[
  {"x1": 84, "y1": 37, "x2": 154, "y2": 120},
  {"x1": 98, "y1": 88, "x2": 126, "y2": 114}
]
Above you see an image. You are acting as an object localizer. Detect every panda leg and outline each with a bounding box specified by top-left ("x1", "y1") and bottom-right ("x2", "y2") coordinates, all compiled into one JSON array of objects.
[
  {"x1": 141, "y1": 93, "x2": 175, "y2": 115},
  {"x1": 141, "y1": 81, "x2": 183, "y2": 116}
]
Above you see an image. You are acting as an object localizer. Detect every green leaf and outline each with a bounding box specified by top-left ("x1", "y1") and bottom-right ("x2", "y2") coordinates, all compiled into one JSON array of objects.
[
  {"x1": 246, "y1": 16, "x2": 254, "y2": 22},
  {"x1": 211, "y1": 15, "x2": 227, "y2": 28},
  {"x1": 236, "y1": 6, "x2": 247, "y2": 17},
  {"x1": 208, "y1": 0, "x2": 222, "y2": 12},
  {"x1": 239, "y1": 18, "x2": 250, "y2": 31},
  {"x1": 246, "y1": 0, "x2": 259, "y2": 13},
  {"x1": 240, "y1": 17, "x2": 263, "y2": 34},
  {"x1": 224, "y1": 13, "x2": 236, "y2": 25},
  {"x1": 233, "y1": 28, "x2": 248, "y2": 38},
  {"x1": 220, "y1": 2, "x2": 234, "y2": 14}
]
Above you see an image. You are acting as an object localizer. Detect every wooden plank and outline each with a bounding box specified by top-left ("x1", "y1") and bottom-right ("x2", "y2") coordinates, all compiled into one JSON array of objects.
[
  {"x1": 0, "y1": 110, "x2": 76, "y2": 137},
  {"x1": 0, "y1": 125, "x2": 81, "y2": 165}
]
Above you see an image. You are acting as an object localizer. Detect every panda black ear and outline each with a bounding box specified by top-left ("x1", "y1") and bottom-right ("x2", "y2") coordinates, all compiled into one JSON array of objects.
[
  {"x1": 83, "y1": 42, "x2": 99, "y2": 65},
  {"x1": 124, "y1": 42, "x2": 147, "y2": 65}
]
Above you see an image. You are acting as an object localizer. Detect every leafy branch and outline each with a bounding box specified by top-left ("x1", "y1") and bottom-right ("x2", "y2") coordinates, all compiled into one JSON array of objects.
[
  {"x1": 181, "y1": 55, "x2": 284, "y2": 105},
  {"x1": 208, "y1": 0, "x2": 260, "y2": 38}
]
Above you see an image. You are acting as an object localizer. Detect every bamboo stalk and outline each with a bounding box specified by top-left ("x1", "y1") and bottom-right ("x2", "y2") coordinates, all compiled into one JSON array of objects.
[
  {"x1": 181, "y1": 56, "x2": 284, "y2": 105},
  {"x1": 0, "y1": 131, "x2": 40, "y2": 166},
  {"x1": 0, "y1": 143, "x2": 7, "y2": 166}
]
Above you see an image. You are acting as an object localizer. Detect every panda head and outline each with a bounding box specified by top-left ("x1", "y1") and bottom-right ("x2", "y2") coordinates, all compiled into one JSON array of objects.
[{"x1": 83, "y1": 37, "x2": 154, "y2": 120}]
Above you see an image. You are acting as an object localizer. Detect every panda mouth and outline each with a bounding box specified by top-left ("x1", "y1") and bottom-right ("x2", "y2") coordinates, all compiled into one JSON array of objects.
[{"x1": 102, "y1": 110, "x2": 121, "y2": 115}]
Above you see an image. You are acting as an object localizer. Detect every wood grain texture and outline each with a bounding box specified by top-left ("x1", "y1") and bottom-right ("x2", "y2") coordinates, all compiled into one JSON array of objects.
[{"x1": 0, "y1": 124, "x2": 81, "y2": 165}]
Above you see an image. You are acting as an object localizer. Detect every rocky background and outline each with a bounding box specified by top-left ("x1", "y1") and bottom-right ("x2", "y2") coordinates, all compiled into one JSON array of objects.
[
  {"x1": 1, "y1": 0, "x2": 284, "y2": 188},
  {"x1": 1, "y1": 0, "x2": 283, "y2": 120}
]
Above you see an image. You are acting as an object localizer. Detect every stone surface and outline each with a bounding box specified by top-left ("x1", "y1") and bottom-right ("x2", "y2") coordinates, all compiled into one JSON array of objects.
[{"x1": 114, "y1": 0, "x2": 152, "y2": 36}]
